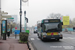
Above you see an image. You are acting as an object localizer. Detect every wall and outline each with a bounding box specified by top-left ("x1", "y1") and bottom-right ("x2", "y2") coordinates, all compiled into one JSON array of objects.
[{"x1": 62, "y1": 28, "x2": 73, "y2": 31}]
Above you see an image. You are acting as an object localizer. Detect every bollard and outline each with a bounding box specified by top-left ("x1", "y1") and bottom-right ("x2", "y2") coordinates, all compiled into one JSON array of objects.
[
  {"x1": 15, "y1": 32, "x2": 17, "y2": 39},
  {"x1": 29, "y1": 48, "x2": 31, "y2": 50},
  {"x1": 7, "y1": 32, "x2": 10, "y2": 38}
]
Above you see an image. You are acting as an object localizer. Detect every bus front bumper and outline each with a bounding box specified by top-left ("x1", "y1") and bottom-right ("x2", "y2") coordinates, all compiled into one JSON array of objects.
[{"x1": 42, "y1": 35, "x2": 63, "y2": 40}]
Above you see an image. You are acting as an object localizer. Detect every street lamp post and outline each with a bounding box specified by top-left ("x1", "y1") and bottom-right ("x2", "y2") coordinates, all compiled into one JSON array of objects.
[
  {"x1": 24, "y1": 11, "x2": 26, "y2": 32},
  {"x1": 10, "y1": 22, "x2": 13, "y2": 34},
  {"x1": 20, "y1": 0, "x2": 22, "y2": 32},
  {"x1": 20, "y1": 0, "x2": 28, "y2": 32}
]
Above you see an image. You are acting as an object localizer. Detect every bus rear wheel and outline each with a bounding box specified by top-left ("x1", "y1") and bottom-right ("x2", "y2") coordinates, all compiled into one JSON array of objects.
[{"x1": 37, "y1": 34, "x2": 40, "y2": 38}]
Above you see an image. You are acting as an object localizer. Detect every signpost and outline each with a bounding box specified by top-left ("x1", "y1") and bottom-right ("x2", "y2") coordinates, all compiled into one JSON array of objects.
[
  {"x1": 15, "y1": 27, "x2": 17, "y2": 30},
  {"x1": 7, "y1": 18, "x2": 14, "y2": 19},
  {"x1": 7, "y1": 18, "x2": 14, "y2": 23}
]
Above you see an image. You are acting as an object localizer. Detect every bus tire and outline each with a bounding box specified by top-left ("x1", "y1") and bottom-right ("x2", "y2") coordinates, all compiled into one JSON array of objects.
[
  {"x1": 41, "y1": 36, "x2": 45, "y2": 41},
  {"x1": 56, "y1": 39, "x2": 59, "y2": 41},
  {"x1": 37, "y1": 34, "x2": 40, "y2": 38}
]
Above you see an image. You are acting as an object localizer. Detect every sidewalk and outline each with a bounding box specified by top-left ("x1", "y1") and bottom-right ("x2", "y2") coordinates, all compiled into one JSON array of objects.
[{"x1": 0, "y1": 37, "x2": 29, "y2": 50}]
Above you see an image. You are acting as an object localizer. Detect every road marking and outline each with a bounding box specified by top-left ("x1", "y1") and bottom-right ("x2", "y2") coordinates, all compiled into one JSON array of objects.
[
  {"x1": 37, "y1": 38, "x2": 40, "y2": 40},
  {"x1": 63, "y1": 37, "x2": 68, "y2": 39},
  {"x1": 67, "y1": 37, "x2": 75, "y2": 39},
  {"x1": 50, "y1": 46, "x2": 74, "y2": 49},
  {"x1": 50, "y1": 46, "x2": 62, "y2": 48},
  {"x1": 31, "y1": 38, "x2": 35, "y2": 40},
  {"x1": 63, "y1": 37, "x2": 75, "y2": 39},
  {"x1": 63, "y1": 46, "x2": 74, "y2": 49}
]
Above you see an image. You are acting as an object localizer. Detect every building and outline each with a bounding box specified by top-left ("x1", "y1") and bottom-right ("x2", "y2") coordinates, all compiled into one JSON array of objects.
[
  {"x1": 0, "y1": 11, "x2": 11, "y2": 39},
  {"x1": 11, "y1": 15, "x2": 17, "y2": 23}
]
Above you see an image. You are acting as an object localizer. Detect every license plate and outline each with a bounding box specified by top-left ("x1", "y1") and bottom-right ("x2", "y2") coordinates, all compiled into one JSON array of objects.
[
  {"x1": 47, "y1": 32, "x2": 58, "y2": 35},
  {"x1": 51, "y1": 38, "x2": 55, "y2": 39}
]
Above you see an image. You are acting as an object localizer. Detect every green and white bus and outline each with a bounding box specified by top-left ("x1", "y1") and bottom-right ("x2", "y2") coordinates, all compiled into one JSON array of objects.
[{"x1": 37, "y1": 19, "x2": 63, "y2": 41}]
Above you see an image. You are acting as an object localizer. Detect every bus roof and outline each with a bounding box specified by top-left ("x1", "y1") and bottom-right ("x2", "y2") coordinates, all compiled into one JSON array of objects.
[{"x1": 41, "y1": 19, "x2": 61, "y2": 23}]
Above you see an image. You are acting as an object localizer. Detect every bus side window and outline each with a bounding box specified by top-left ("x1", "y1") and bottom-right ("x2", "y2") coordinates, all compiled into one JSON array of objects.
[
  {"x1": 73, "y1": 27, "x2": 75, "y2": 30},
  {"x1": 61, "y1": 22, "x2": 63, "y2": 25}
]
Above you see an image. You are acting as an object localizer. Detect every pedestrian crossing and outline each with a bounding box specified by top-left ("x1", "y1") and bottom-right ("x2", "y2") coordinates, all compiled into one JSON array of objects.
[{"x1": 30, "y1": 37, "x2": 75, "y2": 40}]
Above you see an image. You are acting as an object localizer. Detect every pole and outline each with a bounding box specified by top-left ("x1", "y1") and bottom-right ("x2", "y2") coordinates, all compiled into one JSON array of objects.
[
  {"x1": 24, "y1": 11, "x2": 26, "y2": 32},
  {"x1": 0, "y1": 0, "x2": 1, "y2": 39},
  {"x1": 10, "y1": 22, "x2": 12, "y2": 34},
  {"x1": 20, "y1": 0, "x2": 22, "y2": 32},
  {"x1": 25, "y1": 18, "x2": 26, "y2": 31}
]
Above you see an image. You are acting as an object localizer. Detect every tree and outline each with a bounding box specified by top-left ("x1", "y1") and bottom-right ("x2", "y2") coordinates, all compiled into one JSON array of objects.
[
  {"x1": 12, "y1": 22, "x2": 16, "y2": 28},
  {"x1": 47, "y1": 13, "x2": 63, "y2": 20},
  {"x1": 72, "y1": 18, "x2": 75, "y2": 26}
]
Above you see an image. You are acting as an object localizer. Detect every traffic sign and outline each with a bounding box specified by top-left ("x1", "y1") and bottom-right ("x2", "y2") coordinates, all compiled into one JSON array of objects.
[
  {"x1": 7, "y1": 18, "x2": 14, "y2": 19},
  {"x1": 7, "y1": 18, "x2": 14, "y2": 23},
  {"x1": 15, "y1": 27, "x2": 17, "y2": 29}
]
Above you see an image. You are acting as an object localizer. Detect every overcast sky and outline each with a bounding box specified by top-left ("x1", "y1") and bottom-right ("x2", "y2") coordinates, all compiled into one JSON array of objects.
[{"x1": 1, "y1": 0, "x2": 75, "y2": 27}]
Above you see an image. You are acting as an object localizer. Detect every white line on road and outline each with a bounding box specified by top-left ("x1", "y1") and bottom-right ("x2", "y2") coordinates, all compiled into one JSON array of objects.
[
  {"x1": 63, "y1": 37, "x2": 68, "y2": 39},
  {"x1": 63, "y1": 46, "x2": 74, "y2": 49},
  {"x1": 63, "y1": 37, "x2": 75, "y2": 39},
  {"x1": 50, "y1": 46, "x2": 74, "y2": 49},
  {"x1": 37, "y1": 38, "x2": 40, "y2": 40},
  {"x1": 67, "y1": 37, "x2": 75, "y2": 39},
  {"x1": 31, "y1": 38, "x2": 35, "y2": 40}
]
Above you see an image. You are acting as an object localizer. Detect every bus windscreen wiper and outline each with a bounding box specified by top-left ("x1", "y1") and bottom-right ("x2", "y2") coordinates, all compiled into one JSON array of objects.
[{"x1": 46, "y1": 28, "x2": 58, "y2": 32}]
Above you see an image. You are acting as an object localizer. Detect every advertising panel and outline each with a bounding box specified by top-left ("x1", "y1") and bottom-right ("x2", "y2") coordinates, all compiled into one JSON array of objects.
[
  {"x1": 2, "y1": 20, "x2": 7, "y2": 34},
  {"x1": 63, "y1": 16, "x2": 69, "y2": 25}
]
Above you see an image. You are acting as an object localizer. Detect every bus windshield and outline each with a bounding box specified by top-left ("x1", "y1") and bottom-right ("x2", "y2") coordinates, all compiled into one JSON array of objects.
[{"x1": 42, "y1": 23, "x2": 61, "y2": 32}]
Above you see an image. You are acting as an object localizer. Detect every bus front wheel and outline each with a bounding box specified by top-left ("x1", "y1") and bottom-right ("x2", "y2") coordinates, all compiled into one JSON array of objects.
[
  {"x1": 41, "y1": 36, "x2": 45, "y2": 41},
  {"x1": 56, "y1": 39, "x2": 59, "y2": 41}
]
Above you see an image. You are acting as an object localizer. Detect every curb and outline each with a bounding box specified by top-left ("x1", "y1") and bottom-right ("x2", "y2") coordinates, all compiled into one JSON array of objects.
[
  {"x1": 27, "y1": 42, "x2": 31, "y2": 50},
  {"x1": 28, "y1": 38, "x2": 37, "y2": 50}
]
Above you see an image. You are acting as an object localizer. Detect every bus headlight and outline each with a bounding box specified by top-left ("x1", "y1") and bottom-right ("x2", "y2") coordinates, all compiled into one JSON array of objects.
[
  {"x1": 58, "y1": 33, "x2": 62, "y2": 37},
  {"x1": 60, "y1": 34, "x2": 62, "y2": 37},
  {"x1": 42, "y1": 33, "x2": 47, "y2": 35}
]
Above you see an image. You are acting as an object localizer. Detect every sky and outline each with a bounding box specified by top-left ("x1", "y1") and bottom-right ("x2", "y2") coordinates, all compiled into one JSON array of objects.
[{"x1": 1, "y1": 0, "x2": 75, "y2": 27}]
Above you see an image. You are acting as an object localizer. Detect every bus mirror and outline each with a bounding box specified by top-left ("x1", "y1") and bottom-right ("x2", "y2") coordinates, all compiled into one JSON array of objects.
[
  {"x1": 41, "y1": 23, "x2": 42, "y2": 27},
  {"x1": 61, "y1": 22, "x2": 63, "y2": 25}
]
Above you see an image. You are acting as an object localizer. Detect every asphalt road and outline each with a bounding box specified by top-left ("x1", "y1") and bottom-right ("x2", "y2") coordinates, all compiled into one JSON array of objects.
[{"x1": 29, "y1": 32, "x2": 75, "y2": 50}]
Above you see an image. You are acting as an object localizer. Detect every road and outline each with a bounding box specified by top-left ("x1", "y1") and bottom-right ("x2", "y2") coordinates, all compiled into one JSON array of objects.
[
  {"x1": 9, "y1": 27, "x2": 75, "y2": 50},
  {"x1": 29, "y1": 31, "x2": 75, "y2": 50}
]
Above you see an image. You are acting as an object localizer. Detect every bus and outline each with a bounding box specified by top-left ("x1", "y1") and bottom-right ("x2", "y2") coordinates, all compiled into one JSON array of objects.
[
  {"x1": 73, "y1": 27, "x2": 75, "y2": 32},
  {"x1": 34, "y1": 26, "x2": 37, "y2": 33},
  {"x1": 37, "y1": 19, "x2": 63, "y2": 41}
]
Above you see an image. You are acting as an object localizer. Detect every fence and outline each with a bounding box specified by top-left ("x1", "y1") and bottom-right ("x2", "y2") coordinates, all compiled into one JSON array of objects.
[{"x1": 62, "y1": 28, "x2": 73, "y2": 31}]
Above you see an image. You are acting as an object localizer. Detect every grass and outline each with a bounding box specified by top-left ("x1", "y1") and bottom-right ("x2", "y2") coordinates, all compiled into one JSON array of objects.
[{"x1": 19, "y1": 40, "x2": 28, "y2": 43}]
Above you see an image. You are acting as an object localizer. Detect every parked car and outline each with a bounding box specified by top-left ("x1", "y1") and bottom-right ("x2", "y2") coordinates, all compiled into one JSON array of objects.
[
  {"x1": 73, "y1": 27, "x2": 75, "y2": 32},
  {"x1": 34, "y1": 27, "x2": 37, "y2": 33},
  {"x1": 34, "y1": 30, "x2": 37, "y2": 33}
]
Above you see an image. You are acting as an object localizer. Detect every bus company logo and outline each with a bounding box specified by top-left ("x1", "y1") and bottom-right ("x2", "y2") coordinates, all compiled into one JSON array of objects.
[{"x1": 50, "y1": 20, "x2": 59, "y2": 22}]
